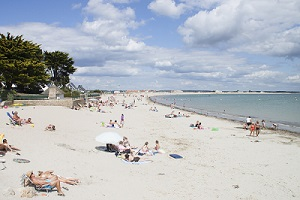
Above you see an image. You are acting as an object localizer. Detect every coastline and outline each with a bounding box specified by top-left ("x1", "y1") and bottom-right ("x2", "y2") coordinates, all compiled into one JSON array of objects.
[
  {"x1": 1, "y1": 93, "x2": 300, "y2": 199},
  {"x1": 148, "y1": 92, "x2": 300, "y2": 135}
]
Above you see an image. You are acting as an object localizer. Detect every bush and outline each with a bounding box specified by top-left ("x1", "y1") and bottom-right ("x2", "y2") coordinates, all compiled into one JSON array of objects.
[{"x1": 0, "y1": 89, "x2": 16, "y2": 101}]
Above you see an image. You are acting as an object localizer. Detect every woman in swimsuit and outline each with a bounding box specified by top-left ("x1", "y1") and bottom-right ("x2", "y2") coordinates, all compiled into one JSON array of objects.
[
  {"x1": 255, "y1": 121, "x2": 261, "y2": 136},
  {"x1": 37, "y1": 170, "x2": 80, "y2": 185},
  {"x1": 249, "y1": 123, "x2": 255, "y2": 136},
  {"x1": 26, "y1": 171, "x2": 65, "y2": 196}
]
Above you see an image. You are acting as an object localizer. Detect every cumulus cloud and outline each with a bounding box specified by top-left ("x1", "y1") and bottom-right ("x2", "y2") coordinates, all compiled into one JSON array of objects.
[
  {"x1": 148, "y1": 0, "x2": 186, "y2": 18},
  {"x1": 178, "y1": 0, "x2": 300, "y2": 58},
  {"x1": 81, "y1": 0, "x2": 143, "y2": 47},
  {"x1": 1, "y1": 0, "x2": 299, "y2": 90}
]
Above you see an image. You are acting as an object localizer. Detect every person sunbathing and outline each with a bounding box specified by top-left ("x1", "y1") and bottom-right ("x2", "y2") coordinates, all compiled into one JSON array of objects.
[
  {"x1": 124, "y1": 153, "x2": 140, "y2": 162},
  {"x1": 25, "y1": 118, "x2": 33, "y2": 124},
  {"x1": 153, "y1": 140, "x2": 165, "y2": 154},
  {"x1": 0, "y1": 139, "x2": 21, "y2": 152},
  {"x1": 118, "y1": 141, "x2": 131, "y2": 153},
  {"x1": 45, "y1": 124, "x2": 56, "y2": 131},
  {"x1": 25, "y1": 171, "x2": 65, "y2": 196},
  {"x1": 37, "y1": 170, "x2": 80, "y2": 185},
  {"x1": 12, "y1": 111, "x2": 24, "y2": 125},
  {"x1": 138, "y1": 142, "x2": 153, "y2": 156}
]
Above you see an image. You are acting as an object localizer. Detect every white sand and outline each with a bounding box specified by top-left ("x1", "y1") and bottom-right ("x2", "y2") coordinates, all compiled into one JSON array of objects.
[{"x1": 0, "y1": 93, "x2": 300, "y2": 199}]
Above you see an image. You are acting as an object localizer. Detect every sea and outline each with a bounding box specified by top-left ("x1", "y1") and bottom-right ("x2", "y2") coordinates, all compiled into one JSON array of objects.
[{"x1": 150, "y1": 93, "x2": 300, "y2": 134}]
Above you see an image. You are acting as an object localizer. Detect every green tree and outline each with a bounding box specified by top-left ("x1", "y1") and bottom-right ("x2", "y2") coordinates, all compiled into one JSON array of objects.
[
  {"x1": 44, "y1": 51, "x2": 76, "y2": 88},
  {"x1": 0, "y1": 32, "x2": 49, "y2": 93}
]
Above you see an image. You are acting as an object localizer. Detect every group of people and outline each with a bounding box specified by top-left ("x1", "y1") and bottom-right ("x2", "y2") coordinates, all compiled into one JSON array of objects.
[
  {"x1": 165, "y1": 110, "x2": 190, "y2": 118},
  {"x1": 190, "y1": 120, "x2": 204, "y2": 130},
  {"x1": 149, "y1": 107, "x2": 158, "y2": 112},
  {"x1": 106, "y1": 137, "x2": 164, "y2": 162},
  {"x1": 105, "y1": 114, "x2": 125, "y2": 128},
  {"x1": 244, "y1": 116, "x2": 262, "y2": 136},
  {"x1": 11, "y1": 111, "x2": 33, "y2": 126}
]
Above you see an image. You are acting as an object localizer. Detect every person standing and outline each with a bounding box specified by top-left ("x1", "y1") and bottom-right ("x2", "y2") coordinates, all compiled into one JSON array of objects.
[
  {"x1": 120, "y1": 114, "x2": 124, "y2": 128},
  {"x1": 255, "y1": 121, "x2": 261, "y2": 136},
  {"x1": 249, "y1": 123, "x2": 255, "y2": 136},
  {"x1": 246, "y1": 116, "x2": 252, "y2": 129},
  {"x1": 261, "y1": 120, "x2": 266, "y2": 129}
]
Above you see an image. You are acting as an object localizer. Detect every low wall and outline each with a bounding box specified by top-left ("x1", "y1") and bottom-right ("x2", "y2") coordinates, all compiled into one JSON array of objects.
[{"x1": 13, "y1": 98, "x2": 74, "y2": 108}]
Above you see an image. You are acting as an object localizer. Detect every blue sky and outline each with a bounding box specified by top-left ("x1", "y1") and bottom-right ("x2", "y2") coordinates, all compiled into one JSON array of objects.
[{"x1": 1, "y1": 0, "x2": 300, "y2": 91}]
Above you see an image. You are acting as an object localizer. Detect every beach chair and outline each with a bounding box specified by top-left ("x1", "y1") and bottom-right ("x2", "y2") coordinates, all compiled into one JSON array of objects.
[
  {"x1": 21, "y1": 174, "x2": 55, "y2": 195},
  {"x1": 6, "y1": 112, "x2": 17, "y2": 125}
]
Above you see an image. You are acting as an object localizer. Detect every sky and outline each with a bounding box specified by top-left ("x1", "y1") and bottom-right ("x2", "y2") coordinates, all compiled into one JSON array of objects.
[{"x1": 0, "y1": 0, "x2": 300, "y2": 91}]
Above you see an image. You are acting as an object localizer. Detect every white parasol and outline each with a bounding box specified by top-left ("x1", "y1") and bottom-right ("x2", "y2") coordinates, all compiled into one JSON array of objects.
[{"x1": 95, "y1": 132, "x2": 122, "y2": 145}]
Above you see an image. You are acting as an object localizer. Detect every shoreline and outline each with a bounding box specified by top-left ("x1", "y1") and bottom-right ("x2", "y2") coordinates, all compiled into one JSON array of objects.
[{"x1": 148, "y1": 92, "x2": 300, "y2": 135}]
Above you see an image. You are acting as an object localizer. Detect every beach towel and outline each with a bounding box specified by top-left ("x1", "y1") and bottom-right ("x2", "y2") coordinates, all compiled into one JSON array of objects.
[
  {"x1": 169, "y1": 154, "x2": 183, "y2": 159},
  {"x1": 121, "y1": 159, "x2": 153, "y2": 165},
  {"x1": 13, "y1": 158, "x2": 30, "y2": 163}
]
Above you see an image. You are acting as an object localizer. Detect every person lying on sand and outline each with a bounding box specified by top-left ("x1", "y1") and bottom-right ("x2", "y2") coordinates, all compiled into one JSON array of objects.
[
  {"x1": 25, "y1": 171, "x2": 65, "y2": 196},
  {"x1": 124, "y1": 153, "x2": 140, "y2": 162},
  {"x1": 123, "y1": 153, "x2": 152, "y2": 162},
  {"x1": 45, "y1": 124, "x2": 55, "y2": 131},
  {"x1": 25, "y1": 118, "x2": 33, "y2": 124},
  {"x1": 0, "y1": 139, "x2": 21, "y2": 152},
  {"x1": 37, "y1": 170, "x2": 80, "y2": 185}
]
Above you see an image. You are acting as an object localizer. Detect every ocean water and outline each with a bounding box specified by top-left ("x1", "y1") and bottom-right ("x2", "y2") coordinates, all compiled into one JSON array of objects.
[{"x1": 151, "y1": 93, "x2": 300, "y2": 134}]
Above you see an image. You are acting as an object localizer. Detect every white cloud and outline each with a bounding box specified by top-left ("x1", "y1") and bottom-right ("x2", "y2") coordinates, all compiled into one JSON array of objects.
[
  {"x1": 72, "y1": 3, "x2": 82, "y2": 10},
  {"x1": 178, "y1": 0, "x2": 241, "y2": 45},
  {"x1": 155, "y1": 60, "x2": 173, "y2": 67},
  {"x1": 287, "y1": 75, "x2": 300, "y2": 83},
  {"x1": 148, "y1": 0, "x2": 186, "y2": 18},
  {"x1": 1, "y1": 0, "x2": 299, "y2": 91},
  {"x1": 178, "y1": 0, "x2": 300, "y2": 58},
  {"x1": 244, "y1": 70, "x2": 281, "y2": 79},
  {"x1": 80, "y1": 0, "x2": 143, "y2": 48}
]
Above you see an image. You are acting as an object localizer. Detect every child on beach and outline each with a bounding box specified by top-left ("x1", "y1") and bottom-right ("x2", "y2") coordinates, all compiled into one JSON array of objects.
[
  {"x1": 120, "y1": 114, "x2": 124, "y2": 128},
  {"x1": 261, "y1": 120, "x2": 266, "y2": 129},
  {"x1": 139, "y1": 142, "x2": 153, "y2": 156},
  {"x1": 249, "y1": 123, "x2": 255, "y2": 136},
  {"x1": 154, "y1": 140, "x2": 165, "y2": 154}
]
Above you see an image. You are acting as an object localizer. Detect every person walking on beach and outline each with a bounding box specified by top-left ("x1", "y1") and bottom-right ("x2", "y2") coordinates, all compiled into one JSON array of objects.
[
  {"x1": 261, "y1": 120, "x2": 266, "y2": 129},
  {"x1": 120, "y1": 114, "x2": 124, "y2": 128},
  {"x1": 246, "y1": 116, "x2": 252, "y2": 129}
]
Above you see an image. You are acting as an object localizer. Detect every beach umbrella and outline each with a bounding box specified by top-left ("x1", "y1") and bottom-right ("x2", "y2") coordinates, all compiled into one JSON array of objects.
[{"x1": 95, "y1": 132, "x2": 122, "y2": 145}]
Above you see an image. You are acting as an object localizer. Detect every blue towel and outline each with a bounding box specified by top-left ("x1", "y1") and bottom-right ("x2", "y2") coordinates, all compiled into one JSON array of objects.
[{"x1": 169, "y1": 154, "x2": 183, "y2": 159}]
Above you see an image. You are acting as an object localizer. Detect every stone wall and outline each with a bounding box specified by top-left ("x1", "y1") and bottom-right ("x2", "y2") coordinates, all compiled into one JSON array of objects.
[{"x1": 13, "y1": 98, "x2": 74, "y2": 107}]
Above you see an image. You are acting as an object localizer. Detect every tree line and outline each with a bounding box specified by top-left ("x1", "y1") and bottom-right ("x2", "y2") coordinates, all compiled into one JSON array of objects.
[{"x1": 0, "y1": 32, "x2": 77, "y2": 95}]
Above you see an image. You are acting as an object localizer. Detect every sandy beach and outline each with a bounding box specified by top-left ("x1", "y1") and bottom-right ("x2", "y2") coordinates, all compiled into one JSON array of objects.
[{"x1": 0, "y1": 93, "x2": 300, "y2": 200}]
